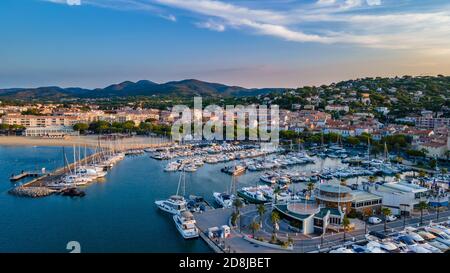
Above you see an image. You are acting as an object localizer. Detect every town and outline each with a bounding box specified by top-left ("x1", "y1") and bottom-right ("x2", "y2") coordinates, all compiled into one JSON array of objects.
[{"x1": 1, "y1": 75, "x2": 449, "y2": 253}]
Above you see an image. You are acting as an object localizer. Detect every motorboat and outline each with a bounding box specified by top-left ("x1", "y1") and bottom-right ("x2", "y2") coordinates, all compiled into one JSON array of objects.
[
  {"x1": 173, "y1": 211, "x2": 199, "y2": 239},
  {"x1": 213, "y1": 192, "x2": 235, "y2": 208},
  {"x1": 237, "y1": 187, "x2": 268, "y2": 204},
  {"x1": 329, "y1": 247, "x2": 354, "y2": 253},
  {"x1": 155, "y1": 195, "x2": 188, "y2": 215}
]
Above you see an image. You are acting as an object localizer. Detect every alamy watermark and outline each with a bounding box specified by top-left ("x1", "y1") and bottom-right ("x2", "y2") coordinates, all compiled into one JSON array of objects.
[{"x1": 170, "y1": 97, "x2": 280, "y2": 145}]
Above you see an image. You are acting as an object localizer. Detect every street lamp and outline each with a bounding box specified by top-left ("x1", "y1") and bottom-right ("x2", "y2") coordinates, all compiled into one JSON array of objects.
[
  {"x1": 400, "y1": 204, "x2": 409, "y2": 229},
  {"x1": 342, "y1": 206, "x2": 347, "y2": 242},
  {"x1": 435, "y1": 195, "x2": 442, "y2": 222}
]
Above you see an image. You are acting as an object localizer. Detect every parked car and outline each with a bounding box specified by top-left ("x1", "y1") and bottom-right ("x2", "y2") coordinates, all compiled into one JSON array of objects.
[
  {"x1": 368, "y1": 217, "x2": 382, "y2": 224},
  {"x1": 386, "y1": 215, "x2": 397, "y2": 222}
]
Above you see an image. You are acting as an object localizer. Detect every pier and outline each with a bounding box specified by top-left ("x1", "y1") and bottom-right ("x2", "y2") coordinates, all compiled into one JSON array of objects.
[
  {"x1": 8, "y1": 142, "x2": 172, "y2": 198},
  {"x1": 10, "y1": 172, "x2": 40, "y2": 182}
]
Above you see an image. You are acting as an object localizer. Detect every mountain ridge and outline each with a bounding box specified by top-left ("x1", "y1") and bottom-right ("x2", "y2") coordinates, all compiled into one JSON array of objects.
[{"x1": 0, "y1": 79, "x2": 286, "y2": 100}]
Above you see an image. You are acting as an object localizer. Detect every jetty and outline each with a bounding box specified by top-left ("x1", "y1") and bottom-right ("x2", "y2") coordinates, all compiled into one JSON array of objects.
[
  {"x1": 10, "y1": 172, "x2": 40, "y2": 182},
  {"x1": 8, "y1": 142, "x2": 171, "y2": 198}
]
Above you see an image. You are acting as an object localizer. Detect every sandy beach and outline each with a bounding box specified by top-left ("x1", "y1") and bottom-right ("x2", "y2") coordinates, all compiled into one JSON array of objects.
[{"x1": 0, "y1": 135, "x2": 172, "y2": 149}]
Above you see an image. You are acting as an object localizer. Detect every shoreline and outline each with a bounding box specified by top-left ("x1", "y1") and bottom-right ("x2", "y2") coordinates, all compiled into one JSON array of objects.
[{"x1": 0, "y1": 135, "x2": 172, "y2": 148}]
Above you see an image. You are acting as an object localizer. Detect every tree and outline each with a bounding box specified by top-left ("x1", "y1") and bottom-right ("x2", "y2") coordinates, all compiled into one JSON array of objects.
[
  {"x1": 232, "y1": 198, "x2": 243, "y2": 229},
  {"x1": 340, "y1": 178, "x2": 347, "y2": 186},
  {"x1": 122, "y1": 120, "x2": 136, "y2": 132},
  {"x1": 346, "y1": 136, "x2": 360, "y2": 147},
  {"x1": 270, "y1": 211, "x2": 280, "y2": 241},
  {"x1": 419, "y1": 171, "x2": 427, "y2": 178},
  {"x1": 394, "y1": 173, "x2": 401, "y2": 182},
  {"x1": 368, "y1": 176, "x2": 377, "y2": 184},
  {"x1": 273, "y1": 187, "x2": 281, "y2": 204},
  {"x1": 249, "y1": 220, "x2": 260, "y2": 238},
  {"x1": 307, "y1": 182, "x2": 315, "y2": 195},
  {"x1": 342, "y1": 215, "x2": 350, "y2": 241},
  {"x1": 257, "y1": 204, "x2": 266, "y2": 226},
  {"x1": 381, "y1": 207, "x2": 392, "y2": 232},
  {"x1": 418, "y1": 201, "x2": 428, "y2": 225},
  {"x1": 231, "y1": 212, "x2": 239, "y2": 227},
  {"x1": 73, "y1": 123, "x2": 89, "y2": 133}
]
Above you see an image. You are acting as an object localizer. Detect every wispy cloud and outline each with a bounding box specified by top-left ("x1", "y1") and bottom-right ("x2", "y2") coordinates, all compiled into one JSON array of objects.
[
  {"x1": 195, "y1": 20, "x2": 225, "y2": 32},
  {"x1": 42, "y1": 0, "x2": 450, "y2": 53}
]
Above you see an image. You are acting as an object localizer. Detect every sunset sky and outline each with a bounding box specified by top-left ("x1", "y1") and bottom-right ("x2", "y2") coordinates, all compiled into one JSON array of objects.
[{"x1": 1, "y1": 0, "x2": 450, "y2": 89}]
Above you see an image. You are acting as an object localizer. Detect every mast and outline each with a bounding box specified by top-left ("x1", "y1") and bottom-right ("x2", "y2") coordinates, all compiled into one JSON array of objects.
[
  {"x1": 384, "y1": 142, "x2": 389, "y2": 163},
  {"x1": 73, "y1": 144, "x2": 77, "y2": 176}
]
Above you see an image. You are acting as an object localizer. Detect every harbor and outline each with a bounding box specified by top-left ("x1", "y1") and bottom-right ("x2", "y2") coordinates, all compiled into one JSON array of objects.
[
  {"x1": 148, "y1": 142, "x2": 449, "y2": 253},
  {"x1": 1, "y1": 142, "x2": 449, "y2": 253}
]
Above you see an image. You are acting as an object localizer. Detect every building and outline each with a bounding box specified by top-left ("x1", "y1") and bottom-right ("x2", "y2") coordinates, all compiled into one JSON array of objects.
[
  {"x1": 350, "y1": 191, "x2": 383, "y2": 214},
  {"x1": 23, "y1": 126, "x2": 79, "y2": 138},
  {"x1": 365, "y1": 182, "x2": 430, "y2": 215},
  {"x1": 2, "y1": 114, "x2": 81, "y2": 128},
  {"x1": 361, "y1": 93, "x2": 371, "y2": 105},
  {"x1": 273, "y1": 184, "x2": 355, "y2": 235},
  {"x1": 375, "y1": 107, "x2": 390, "y2": 115},
  {"x1": 417, "y1": 142, "x2": 448, "y2": 159},
  {"x1": 325, "y1": 105, "x2": 349, "y2": 113},
  {"x1": 414, "y1": 117, "x2": 450, "y2": 129}
]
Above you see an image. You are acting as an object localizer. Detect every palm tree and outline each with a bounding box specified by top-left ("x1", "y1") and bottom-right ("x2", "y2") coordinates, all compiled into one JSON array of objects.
[
  {"x1": 233, "y1": 198, "x2": 243, "y2": 215},
  {"x1": 273, "y1": 187, "x2": 281, "y2": 204},
  {"x1": 270, "y1": 211, "x2": 280, "y2": 241},
  {"x1": 257, "y1": 204, "x2": 266, "y2": 226},
  {"x1": 418, "y1": 201, "x2": 428, "y2": 225},
  {"x1": 232, "y1": 198, "x2": 244, "y2": 230},
  {"x1": 249, "y1": 220, "x2": 260, "y2": 238},
  {"x1": 342, "y1": 215, "x2": 350, "y2": 241},
  {"x1": 418, "y1": 170, "x2": 426, "y2": 178},
  {"x1": 307, "y1": 182, "x2": 315, "y2": 195},
  {"x1": 381, "y1": 207, "x2": 392, "y2": 232}
]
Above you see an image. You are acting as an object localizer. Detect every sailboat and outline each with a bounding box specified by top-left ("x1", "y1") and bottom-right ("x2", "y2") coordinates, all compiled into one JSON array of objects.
[
  {"x1": 213, "y1": 171, "x2": 236, "y2": 208},
  {"x1": 155, "y1": 170, "x2": 188, "y2": 214}
]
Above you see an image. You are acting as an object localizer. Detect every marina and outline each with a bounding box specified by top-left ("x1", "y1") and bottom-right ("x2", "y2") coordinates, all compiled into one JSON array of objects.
[{"x1": 1, "y1": 142, "x2": 449, "y2": 253}]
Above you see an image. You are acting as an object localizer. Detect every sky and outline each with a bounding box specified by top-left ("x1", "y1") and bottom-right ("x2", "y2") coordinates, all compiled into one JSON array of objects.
[{"x1": 1, "y1": 0, "x2": 450, "y2": 89}]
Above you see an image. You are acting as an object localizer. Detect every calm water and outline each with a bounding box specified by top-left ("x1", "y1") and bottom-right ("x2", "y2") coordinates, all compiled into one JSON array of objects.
[{"x1": 0, "y1": 146, "x2": 347, "y2": 253}]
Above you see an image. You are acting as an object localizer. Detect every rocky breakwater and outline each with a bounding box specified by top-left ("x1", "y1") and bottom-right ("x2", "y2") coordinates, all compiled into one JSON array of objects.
[{"x1": 9, "y1": 186, "x2": 56, "y2": 198}]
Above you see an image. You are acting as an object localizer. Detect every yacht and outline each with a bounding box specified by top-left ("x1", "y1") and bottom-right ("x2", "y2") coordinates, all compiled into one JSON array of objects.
[
  {"x1": 155, "y1": 195, "x2": 188, "y2": 215},
  {"x1": 213, "y1": 192, "x2": 235, "y2": 208},
  {"x1": 260, "y1": 173, "x2": 278, "y2": 185},
  {"x1": 183, "y1": 164, "x2": 197, "y2": 172},
  {"x1": 164, "y1": 161, "x2": 180, "y2": 172},
  {"x1": 232, "y1": 165, "x2": 246, "y2": 176},
  {"x1": 173, "y1": 211, "x2": 199, "y2": 239},
  {"x1": 277, "y1": 176, "x2": 291, "y2": 185},
  {"x1": 329, "y1": 247, "x2": 354, "y2": 253},
  {"x1": 237, "y1": 187, "x2": 268, "y2": 204}
]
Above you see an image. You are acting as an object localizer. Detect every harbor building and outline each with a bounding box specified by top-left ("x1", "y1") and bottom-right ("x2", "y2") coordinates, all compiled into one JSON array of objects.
[
  {"x1": 315, "y1": 184, "x2": 354, "y2": 213},
  {"x1": 23, "y1": 126, "x2": 79, "y2": 138},
  {"x1": 350, "y1": 190, "x2": 383, "y2": 214},
  {"x1": 274, "y1": 184, "x2": 355, "y2": 235},
  {"x1": 365, "y1": 182, "x2": 430, "y2": 215},
  {"x1": 274, "y1": 200, "x2": 344, "y2": 235}
]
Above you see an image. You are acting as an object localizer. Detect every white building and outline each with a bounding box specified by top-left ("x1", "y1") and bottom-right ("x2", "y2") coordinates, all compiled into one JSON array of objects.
[
  {"x1": 23, "y1": 126, "x2": 79, "y2": 138},
  {"x1": 364, "y1": 182, "x2": 430, "y2": 215}
]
